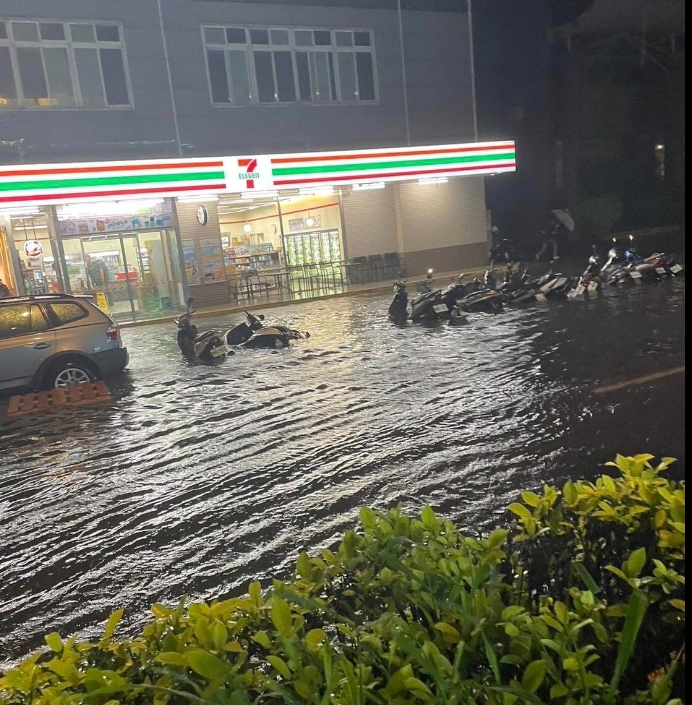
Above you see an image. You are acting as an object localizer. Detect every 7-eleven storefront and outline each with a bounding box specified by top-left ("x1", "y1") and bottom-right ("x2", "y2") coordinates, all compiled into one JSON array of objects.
[{"x1": 0, "y1": 141, "x2": 515, "y2": 321}]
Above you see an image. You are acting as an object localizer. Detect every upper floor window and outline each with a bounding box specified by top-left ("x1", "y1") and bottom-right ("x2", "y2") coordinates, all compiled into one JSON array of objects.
[
  {"x1": 202, "y1": 25, "x2": 377, "y2": 106},
  {"x1": 0, "y1": 19, "x2": 131, "y2": 109}
]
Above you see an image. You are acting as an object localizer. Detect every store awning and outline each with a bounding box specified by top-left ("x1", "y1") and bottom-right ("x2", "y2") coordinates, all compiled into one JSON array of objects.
[{"x1": 0, "y1": 141, "x2": 515, "y2": 209}]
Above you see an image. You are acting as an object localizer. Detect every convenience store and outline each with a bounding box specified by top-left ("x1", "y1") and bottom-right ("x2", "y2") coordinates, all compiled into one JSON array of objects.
[{"x1": 0, "y1": 140, "x2": 516, "y2": 321}]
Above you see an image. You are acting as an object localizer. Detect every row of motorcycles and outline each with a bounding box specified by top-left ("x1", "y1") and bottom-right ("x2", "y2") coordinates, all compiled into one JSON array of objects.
[
  {"x1": 388, "y1": 243, "x2": 684, "y2": 324},
  {"x1": 175, "y1": 298, "x2": 310, "y2": 362}
]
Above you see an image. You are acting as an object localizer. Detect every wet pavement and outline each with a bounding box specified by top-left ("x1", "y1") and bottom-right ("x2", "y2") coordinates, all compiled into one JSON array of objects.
[{"x1": 0, "y1": 274, "x2": 685, "y2": 663}]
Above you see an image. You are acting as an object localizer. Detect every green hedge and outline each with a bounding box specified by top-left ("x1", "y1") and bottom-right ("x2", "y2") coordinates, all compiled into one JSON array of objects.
[{"x1": 0, "y1": 454, "x2": 685, "y2": 705}]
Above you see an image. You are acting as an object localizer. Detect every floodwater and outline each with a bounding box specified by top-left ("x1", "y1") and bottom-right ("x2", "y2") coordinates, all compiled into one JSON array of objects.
[{"x1": 0, "y1": 276, "x2": 685, "y2": 663}]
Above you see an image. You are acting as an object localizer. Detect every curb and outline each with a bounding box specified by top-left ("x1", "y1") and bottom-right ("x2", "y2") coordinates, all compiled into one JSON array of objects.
[{"x1": 119, "y1": 265, "x2": 491, "y2": 329}]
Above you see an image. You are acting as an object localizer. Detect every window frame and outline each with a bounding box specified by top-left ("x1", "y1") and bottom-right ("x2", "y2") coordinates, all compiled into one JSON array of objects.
[
  {"x1": 45, "y1": 301, "x2": 89, "y2": 327},
  {"x1": 0, "y1": 18, "x2": 134, "y2": 110},
  {"x1": 0, "y1": 302, "x2": 49, "y2": 339},
  {"x1": 201, "y1": 24, "x2": 379, "y2": 108}
]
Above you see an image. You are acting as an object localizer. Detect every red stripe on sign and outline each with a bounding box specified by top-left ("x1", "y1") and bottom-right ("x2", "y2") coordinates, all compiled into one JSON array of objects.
[
  {"x1": 271, "y1": 144, "x2": 515, "y2": 165},
  {"x1": 272, "y1": 162, "x2": 516, "y2": 186},
  {"x1": 0, "y1": 183, "x2": 226, "y2": 204},
  {"x1": 0, "y1": 161, "x2": 225, "y2": 179}
]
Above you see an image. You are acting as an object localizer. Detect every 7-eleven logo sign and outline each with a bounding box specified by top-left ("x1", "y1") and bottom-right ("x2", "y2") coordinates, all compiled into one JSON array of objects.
[{"x1": 238, "y1": 157, "x2": 261, "y2": 189}]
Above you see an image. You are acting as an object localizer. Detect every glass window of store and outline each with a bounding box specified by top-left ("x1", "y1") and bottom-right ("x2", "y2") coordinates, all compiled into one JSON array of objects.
[
  {"x1": 218, "y1": 195, "x2": 285, "y2": 275},
  {"x1": 55, "y1": 199, "x2": 184, "y2": 323},
  {"x1": 279, "y1": 192, "x2": 344, "y2": 266},
  {"x1": 4, "y1": 208, "x2": 64, "y2": 295}
]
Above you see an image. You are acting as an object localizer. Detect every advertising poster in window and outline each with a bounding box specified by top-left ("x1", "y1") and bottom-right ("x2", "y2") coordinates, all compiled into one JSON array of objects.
[
  {"x1": 57, "y1": 200, "x2": 173, "y2": 236},
  {"x1": 199, "y1": 237, "x2": 226, "y2": 283},
  {"x1": 182, "y1": 240, "x2": 200, "y2": 286}
]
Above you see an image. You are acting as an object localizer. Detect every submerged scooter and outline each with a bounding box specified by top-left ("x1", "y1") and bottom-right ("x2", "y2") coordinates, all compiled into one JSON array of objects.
[
  {"x1": 175, "y1": 299, "x2": 233, "y2": 362},
  {"x1": 388, "y1": 278, "x2": 409, "y2": 323},
  {"x1": 569, "y1": 247, "x2": 603, "y2": 297},
  {"x1": 226, "y1": 311, "x2": 307, "y2": 349},
  {"x1": 176, "y1": 300, "x2": 306, "y2": 361}
]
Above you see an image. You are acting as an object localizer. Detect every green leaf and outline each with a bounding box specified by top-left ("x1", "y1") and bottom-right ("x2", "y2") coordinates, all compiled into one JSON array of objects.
[
  {"x1": 608, "y1": 589, "x2": 649, "y2": 697},
  {"x1": 521, "y1": 491, "x2": 542, "y2": 508},
  {"x1": 306, "y1": 628, "x2": 327, "y2": 650},
  {"x1": 44, "y1": 632, "x2": 63, "y2": 653},
  {"x1": 405, "y1": 677, "x2": 432, "y2": 694},
  {"x1": 211, "y1": 622, "x2": 228, "y2": 651},
  {"x1": 101, "y1": 610, "x2": 123, "y2": 641},
  {"x1": 296, "y1": 552, "x2": 312, "y2": 580},
  {"x1": 483, "y1": 633, "x2": 501, "y2": 685},
  {"x1": 626, "y1": 547, "x2": 647, "y2": 578},
  {"x1": 271, "y1": 597, "x2": 292, "y2": 635},
  {"x1": 156, "y1": 652, "x2": 187, "y2": 667},
  {"x1": 487, "y1": 528, "x2": 509, "y2": 549},
  {"x1": 521, "y1": 660, "x2": 548, "y2": 694},
  {"x1": 186, "y1": 650, "x2": 228, "y2": 681},
  {"x1": 435, "y1": 622, "x2": 461, "y2": 643},
  {"x1": 248, "y1": 581, "x2": 262, "y2": 605},
  {"x1": 562, "y1": 657, "x2": 580, "y2": 671},
  {"x1": 359, "y1": 506, "x2": 377, "y2": 530},
  {"x1": 571, "y1": 561, "x2": 601, "y2": 595},
  {"x1": 151, "y1": 603, "x2": 171, "y2": 618},
  {"x1": 421, "y1": 505, "x2": 437, "y2": 527},
  {"x1": 550, "y1": 683, "x2": 570, "y2": 699},
  {"x1": 563, "y1": 480, "x2": 578, "y2": 504},
  {"x1": 251, "y1": 631, "x2": 272, "y2": 649},
  {"x1": 507, "y1": 503, "x2": 532, "y2": 519},
  {"x1": 267, "y1": 655, "x2": 292, "y2": 680},
  {"x1": 668, "y1": 599, "x2": 685, "y2": 612}
]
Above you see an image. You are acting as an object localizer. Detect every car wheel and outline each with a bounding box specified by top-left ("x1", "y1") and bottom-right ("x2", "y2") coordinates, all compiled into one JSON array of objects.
[{"x1": 47, "y1": 361, "x2": 96, "y2": 389}]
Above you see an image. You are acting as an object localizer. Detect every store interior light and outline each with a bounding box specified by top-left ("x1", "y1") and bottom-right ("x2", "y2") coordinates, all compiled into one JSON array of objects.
[
  {"x1": 243, "y1": 223, "x2": 253, "y2": 233},
  {"x1": 57, "y1": 199, "x2": 164, "y2": 219},
  {"x1": 177, "y1": 194, "x2": 219, "y2": 203},
  {"x1": 418, "y1": 177, "x2": 449, "y2": 185},
  {"x1": 352, "y1": 182, "x2": 386, "y2": 190},
  {"x1": 305, "y1": 217, "x2": 316, "y2": 227},
  {"x1": 0, "y1": 206, "x2": 42, "y2": 217},
  {"x1": 299, "y1": 187, "x2": 335, "y2": 197}
]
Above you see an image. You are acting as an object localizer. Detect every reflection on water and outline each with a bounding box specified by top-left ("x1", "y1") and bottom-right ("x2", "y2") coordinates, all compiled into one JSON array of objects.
[{"x1": 0, "y1": 279, "x2": 685, "y2": 662}]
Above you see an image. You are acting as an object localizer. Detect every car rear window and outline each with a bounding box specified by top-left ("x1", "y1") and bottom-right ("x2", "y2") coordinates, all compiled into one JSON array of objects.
[
  {"x1": 0, "y1": 304, "x2": 49, "y2": 339},
  {"x1": 47, "y1": 302, "x2": 89, "y2": 325}
]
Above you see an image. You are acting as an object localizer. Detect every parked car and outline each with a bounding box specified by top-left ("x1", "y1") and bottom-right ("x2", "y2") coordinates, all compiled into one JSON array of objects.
[{"x1": 0, "y1": 294, "x2": 128, "y2": 392}]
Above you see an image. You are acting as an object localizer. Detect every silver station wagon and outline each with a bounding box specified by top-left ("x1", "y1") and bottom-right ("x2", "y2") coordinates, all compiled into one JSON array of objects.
[{"x1": 0, "y1": 294, "x2": 128, "y2": 391}]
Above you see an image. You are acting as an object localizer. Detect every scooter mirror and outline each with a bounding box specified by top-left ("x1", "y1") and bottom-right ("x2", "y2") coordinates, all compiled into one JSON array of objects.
[{"x1": 259, "y1": 314, "x2": 265, "y2": 321}]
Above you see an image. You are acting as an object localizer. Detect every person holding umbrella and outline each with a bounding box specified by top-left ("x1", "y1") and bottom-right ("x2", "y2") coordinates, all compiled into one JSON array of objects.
[{"x1": 535, "y1": 209, "x2": 574, "y2": 262}]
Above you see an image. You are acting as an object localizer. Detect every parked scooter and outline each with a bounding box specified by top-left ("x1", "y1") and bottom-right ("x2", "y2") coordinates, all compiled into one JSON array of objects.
[
  {"x1": 388, "y1": 279, "x2": 408, "y2": 323},
  {"x1": 569, "y1": 247, "x2": 602, "y2": 297},
  {"x1": 499, "y1": 266, "x2": 543, "y2": 304},
  {"x1": 410, "y1": 270, "x2": 466, "y2": 322},
  {"x1": 451, "y1": 272, "x2": 503, "y2": 314},
  {"x1": 534, "y1": 268, "x2": 574, "y2": 298},
  {"x1": 240, "y1": 310, "x2": 310, "y2": 343},
  {"x1": 600, "y1": 246, "x2": 632, "y2": 285},
  {"x1": 175, "y1": 299, "x2": 233, "y2": 361}
]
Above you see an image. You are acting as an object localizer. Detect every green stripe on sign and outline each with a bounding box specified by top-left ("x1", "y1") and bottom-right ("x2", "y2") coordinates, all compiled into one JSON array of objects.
[
  {"x1": 0, "y1": 171, "x2": 226, "y2": 193},
  {"x1": 272, "y1": 152, "x2": 515, "y2": 177}
]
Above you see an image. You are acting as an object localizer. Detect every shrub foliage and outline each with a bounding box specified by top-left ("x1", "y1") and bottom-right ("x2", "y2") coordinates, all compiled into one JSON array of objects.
[{"x1": 0, "y1": 454, "x2": 685, "y2": 704}]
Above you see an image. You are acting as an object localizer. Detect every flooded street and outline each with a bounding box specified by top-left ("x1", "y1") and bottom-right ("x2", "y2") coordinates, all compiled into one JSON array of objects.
[{"x1": 0, "y1": 277, "x2": 685, "y2": 662}]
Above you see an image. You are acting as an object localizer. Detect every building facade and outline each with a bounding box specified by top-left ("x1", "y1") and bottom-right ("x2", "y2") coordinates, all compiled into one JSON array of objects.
[{"x1": 1, "y1": 0, "x2": 515, "y2": 321}]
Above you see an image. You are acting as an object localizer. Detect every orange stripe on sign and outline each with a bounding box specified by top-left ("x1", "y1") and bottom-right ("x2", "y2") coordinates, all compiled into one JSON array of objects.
[
  {"x1": 0, "y1": 161, "x2": 225, "y2": 179},
  {"x1": 271, "y1": 143, "x2": 516, "y2": 164}
]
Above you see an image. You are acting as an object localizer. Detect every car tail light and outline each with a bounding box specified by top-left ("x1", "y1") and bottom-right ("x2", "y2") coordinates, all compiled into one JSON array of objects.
[{"x1": 107, "y1": 325, "x2": 120, "y2": 342}]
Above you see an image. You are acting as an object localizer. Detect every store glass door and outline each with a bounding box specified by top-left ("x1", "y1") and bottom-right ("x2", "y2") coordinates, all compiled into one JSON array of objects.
[{"x1": 61, "y1": 230, "x2": 183, "y2": 323}]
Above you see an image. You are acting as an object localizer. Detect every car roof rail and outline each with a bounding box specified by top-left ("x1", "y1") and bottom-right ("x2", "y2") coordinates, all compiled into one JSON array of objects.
[{"x1": 0, "y1": 292, "x2": 85, "y2": 302}]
